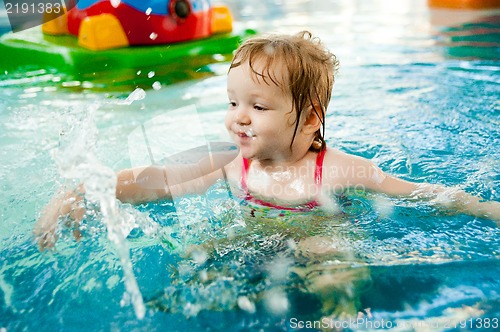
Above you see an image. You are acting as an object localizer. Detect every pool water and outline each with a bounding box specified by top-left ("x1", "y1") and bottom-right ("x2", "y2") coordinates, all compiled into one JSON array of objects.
[{"x1": 1, "y1": 0, "x2": 500, "y2": 330}]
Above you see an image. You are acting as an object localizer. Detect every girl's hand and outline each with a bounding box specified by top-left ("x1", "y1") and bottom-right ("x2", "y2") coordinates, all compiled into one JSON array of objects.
[
  {"x1": 411, "y1": 184, "x2": 500, "y2": 226},
  {"x1": 33, "y1": 189, "x2": 85, "y2": 251}
]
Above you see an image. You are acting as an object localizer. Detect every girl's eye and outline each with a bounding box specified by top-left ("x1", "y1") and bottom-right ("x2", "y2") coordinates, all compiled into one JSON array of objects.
[
  {"x1": 254, "y1": 105, "x2": 267, "y2": 111},
  {"x1": 228, "y1": 102, "x2": 237, "y2": 108}
]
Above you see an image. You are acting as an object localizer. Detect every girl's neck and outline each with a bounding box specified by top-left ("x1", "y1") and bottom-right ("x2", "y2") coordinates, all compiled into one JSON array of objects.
[
  {"x1": 255, "y1": 135, "x2": 315, "y2": 169},
  {"x1": 252, "y1": 148, "x2": 314, "y2": 171}
]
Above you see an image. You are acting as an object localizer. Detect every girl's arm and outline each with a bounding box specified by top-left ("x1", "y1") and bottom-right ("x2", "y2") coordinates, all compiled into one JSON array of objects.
[
  {"x1": 367, "y1": 168, "x2": 500, "y2": 223},
  {"x1": 33, "y1": 166, "x2": 171, "y2": 250},
  {"x1": 115, "y1": 166, "x2": 172, "y2": 204},
  {"x1": 34, "y1": 165, "x2": 224, "y2": 250},
  {"x1": 327, "y1": 151, "x2": 500, "y2": 224}
]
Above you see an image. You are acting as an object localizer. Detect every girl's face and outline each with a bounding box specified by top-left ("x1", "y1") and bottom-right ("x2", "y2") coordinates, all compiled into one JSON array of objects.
[{"x1": 225, "y1": 60, "x2": 303, "y2": 163}]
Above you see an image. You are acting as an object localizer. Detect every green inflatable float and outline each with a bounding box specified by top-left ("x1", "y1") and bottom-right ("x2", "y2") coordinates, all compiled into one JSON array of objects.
[{"x1": 0, "y1": 1, "x2": 255, "y2": 89}]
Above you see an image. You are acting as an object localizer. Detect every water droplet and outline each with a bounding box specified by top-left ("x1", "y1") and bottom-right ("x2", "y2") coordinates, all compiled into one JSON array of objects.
[
  {"x1": 237, "y1": 296, "x2": 256, "y2": 313},
  {"x1": 148, "y1": 71, "x2": 155, "y2": 78},
  {"x1": 242, "y1": 127, "x2": 255, "y2": 138},
  {"x1": 119, "y1": 88, "x2": 146, "y2": 105},
  {"x1": 152, "y1": 81, "x2": 162, "y2": 90},
  {"x1": 264, "y1": 288, "x2": 289, "y2": 315},
  {"x1": 190, "y1": 248, "x2": 208, "y2": 265},
  {"x1": 213, "y1": 54, "x2": 225, "y2": 61},
  {"x1": 198, "y1": 269, "x2": 208, "y2": 282},
  {"x1": 183, "y1": 302, "x2": 201, "y2": 317},
  {"x1": 264, "y1": 44, "x2": 276, "y2": 56}
]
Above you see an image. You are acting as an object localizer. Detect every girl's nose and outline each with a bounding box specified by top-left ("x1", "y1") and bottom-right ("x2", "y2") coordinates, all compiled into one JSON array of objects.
[{"x1": 234, "y1": 106, "x2": 251, "y2": 125}]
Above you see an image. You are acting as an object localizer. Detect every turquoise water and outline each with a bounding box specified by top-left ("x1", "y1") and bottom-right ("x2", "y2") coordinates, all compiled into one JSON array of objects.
[{"x1": 1, "y1": 0, "x2": 500, "y2": 330}]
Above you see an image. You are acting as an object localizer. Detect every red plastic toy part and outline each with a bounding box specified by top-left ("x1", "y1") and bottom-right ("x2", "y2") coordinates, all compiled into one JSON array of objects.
[{"x1": 42, "y1": 0, "x2": 233, "y2": 51}]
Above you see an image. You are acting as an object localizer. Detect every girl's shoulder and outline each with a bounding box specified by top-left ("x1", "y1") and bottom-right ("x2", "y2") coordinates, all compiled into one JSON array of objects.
[
  {"x1": 323, "y1": 146, "x2": 370, "y2": 165},
  {"x1": 323, "y1": 147, "x2": 350, "y2": 164},
  {"x1": 322, "y1": 146, "x2": 376, "y2": 184}
]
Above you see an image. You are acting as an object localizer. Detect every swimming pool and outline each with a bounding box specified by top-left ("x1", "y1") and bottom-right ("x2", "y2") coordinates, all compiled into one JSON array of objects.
[{"x1": 1, "y1": 0, "x2": 499, "y2": 330}]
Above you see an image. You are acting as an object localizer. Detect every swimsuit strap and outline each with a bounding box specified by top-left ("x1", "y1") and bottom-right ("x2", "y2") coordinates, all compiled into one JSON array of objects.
[
  {"x1": 241, "y1": 147, "x2": 327, "y2": 208},
  {"x1": 241, "y1": 157, "x2": 251, "y2": 193},
  {"x1": 314, "y1": 147, "x2": 327, "y2": 186}
]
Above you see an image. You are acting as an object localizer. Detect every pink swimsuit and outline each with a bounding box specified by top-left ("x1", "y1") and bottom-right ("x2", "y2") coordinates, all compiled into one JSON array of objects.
[{"x1": 240, "y1": 148, "x2": 327, "y2": 212}]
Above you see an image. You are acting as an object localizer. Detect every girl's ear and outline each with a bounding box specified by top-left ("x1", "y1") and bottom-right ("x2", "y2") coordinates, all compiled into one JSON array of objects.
[{"x1": 301, "y1": 104, "x2": 323, "y2": 135}]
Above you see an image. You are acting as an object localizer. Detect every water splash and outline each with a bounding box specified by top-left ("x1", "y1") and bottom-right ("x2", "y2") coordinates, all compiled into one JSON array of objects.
[
  {"x1": 243, "y1": 127, "x2": 255, "y2": 138},
  {"x1": 118, "y1": 88, "x2": 146, "y2": 105},
  {"x1": 234, "y1": 125, "x2": 255, "y2": 138},
  {"x1": 52, "y1": 104, "x2": 146, "y2": 319}
]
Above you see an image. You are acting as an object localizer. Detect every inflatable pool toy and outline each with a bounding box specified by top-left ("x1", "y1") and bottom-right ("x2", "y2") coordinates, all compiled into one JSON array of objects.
[
  {"x1": 42, "y1": 0, "x2": 234, "y2": 50},
  {"x1": 428, "y1": 0, "x2": 500, "y2": 9},
  {"x1": 0, "y1": 27, "x2": 255, "y2": 89},
  {"x1": 0, "y1": 27, "x2": 254, "y2": 78},
  {"x1": 0, "y1": 1, "x2": 255, "y2": 89}
]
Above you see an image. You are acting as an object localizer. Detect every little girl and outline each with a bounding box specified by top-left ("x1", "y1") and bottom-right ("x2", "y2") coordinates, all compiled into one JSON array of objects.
[
  {"x1": 35, "y1": 31, "x2": 499, "y2": 249},
  {"x1": 34, "y1": 30, "x2": 500, "y2": 320},
  {"x1": 223, "y1": 31, "x2": 500, "y2": 221}
]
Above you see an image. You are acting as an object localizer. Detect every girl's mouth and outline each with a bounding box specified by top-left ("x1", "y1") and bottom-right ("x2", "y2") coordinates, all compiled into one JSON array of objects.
[{"x1": 236, "y1": 127, "x2": 255, "y2": 138}]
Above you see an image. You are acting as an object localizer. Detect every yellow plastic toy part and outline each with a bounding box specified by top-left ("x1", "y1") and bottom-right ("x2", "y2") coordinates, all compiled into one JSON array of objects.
[
  {"x1": 78, "y1": 14, "x2": 129, "y2": 50},
  {"x1": 42, "y1": 9, "x2": 69, "y2": 35},
  {"x1": 211, "y1": 5, "x2": 233, "y2": 34}
]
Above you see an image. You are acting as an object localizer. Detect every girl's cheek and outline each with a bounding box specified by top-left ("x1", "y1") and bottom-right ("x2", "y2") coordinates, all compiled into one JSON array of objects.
[{"x1": 224, "y1": 114, "x2": 232, "y2": 128}]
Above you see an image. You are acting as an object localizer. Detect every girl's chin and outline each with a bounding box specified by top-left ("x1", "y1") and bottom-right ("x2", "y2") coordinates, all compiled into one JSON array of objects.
[{"x1": 239, "y1": 147, "x2": 256, "y2": 160}]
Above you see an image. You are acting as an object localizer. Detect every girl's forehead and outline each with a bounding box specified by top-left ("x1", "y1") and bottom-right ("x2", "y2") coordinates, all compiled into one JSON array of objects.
[
  {"x1": 229, "y1": 59, "x2": 289, "y2": 91},
  {"x1": 227, "y1": 65, "x2": 292, "y2": 103}
]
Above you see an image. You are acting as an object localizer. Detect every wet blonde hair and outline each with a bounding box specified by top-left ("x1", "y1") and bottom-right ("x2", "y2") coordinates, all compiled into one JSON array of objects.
[{"x1": 229, "y1": 31, "x2": 339, "y2": 151}]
